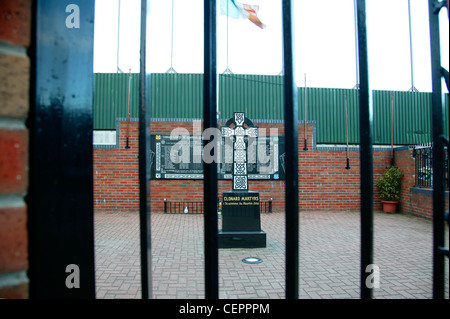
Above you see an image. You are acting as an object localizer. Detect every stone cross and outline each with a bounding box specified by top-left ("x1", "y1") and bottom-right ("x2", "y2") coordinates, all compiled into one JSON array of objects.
[{"x1": 221, "y1": 112, "x2": 258, "y2": 191}]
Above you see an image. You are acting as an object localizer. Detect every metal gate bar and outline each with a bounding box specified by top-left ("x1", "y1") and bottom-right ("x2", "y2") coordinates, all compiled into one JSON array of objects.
[
  {"x1": 203, "y1": 0, "x2": 219, "y2": 299},
  {"x1": 29, "y1": 0, "x2": 96, "y2": 298},
  {"x1": 139, "y1": 0, "x2": 152, "y2": 299},
  {"x1": 428, "y1": 0, "x2": 447, "y2": 300},
  {"x1": 281, "y1": 0, "x2": 300, "y2": 299},
  {"x1": 355, "y1": 0, "x2": 374, "y2": 299}
]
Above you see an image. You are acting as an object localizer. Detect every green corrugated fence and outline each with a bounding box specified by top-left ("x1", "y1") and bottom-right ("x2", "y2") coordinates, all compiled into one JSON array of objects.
[{"x1": 94, "y1": 73, "x2": 449, "y2": 145}]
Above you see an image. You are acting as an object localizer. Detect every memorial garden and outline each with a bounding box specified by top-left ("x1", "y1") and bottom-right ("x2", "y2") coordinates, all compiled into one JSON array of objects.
[
  {"x1": 1, "y1": 0, "x2": 448, "y2": 301},
  {"x1": 92, "y1": 73, "x2": 449, "y2": 299}
]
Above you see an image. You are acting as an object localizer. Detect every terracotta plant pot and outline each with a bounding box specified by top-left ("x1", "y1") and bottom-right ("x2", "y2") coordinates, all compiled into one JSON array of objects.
[{"x1": 382, "y1": 201, "x2": 398, "y2": 213}]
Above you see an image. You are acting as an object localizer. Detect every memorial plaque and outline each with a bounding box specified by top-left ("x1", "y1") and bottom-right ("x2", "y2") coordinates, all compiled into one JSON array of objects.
[
  {"x1": 150, "y1": 135, "x2": 286, "y2": 180},
  {"x1": 219, "y1": 190, "x2": 266, "y2": 248},
  {"x1": 222, "y1": 191, "x2": 261, "y2": 232},
  {"x1": 150, "y1": 134, "x2": 204, "y2": 179}
]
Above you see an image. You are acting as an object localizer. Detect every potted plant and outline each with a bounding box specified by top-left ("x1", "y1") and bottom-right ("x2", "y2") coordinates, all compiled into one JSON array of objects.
[{"x1": 376, "y1": 166, "x2": 403, "y2": 213}]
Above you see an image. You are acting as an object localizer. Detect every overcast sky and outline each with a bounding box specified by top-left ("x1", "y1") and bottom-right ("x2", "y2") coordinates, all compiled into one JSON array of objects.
[{"x1": 93, "y1": 0, "x2": 449, "y2": 92}]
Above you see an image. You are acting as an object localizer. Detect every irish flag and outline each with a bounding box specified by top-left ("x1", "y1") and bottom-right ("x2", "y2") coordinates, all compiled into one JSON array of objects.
[{"x1": 220, "y1": 0, "x2": 266, "y2": 29}]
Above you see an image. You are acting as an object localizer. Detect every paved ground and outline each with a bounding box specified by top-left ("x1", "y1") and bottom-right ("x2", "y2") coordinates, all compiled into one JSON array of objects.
[{"x1": 94, "y1": 210, "x2": 449, "y2": 299}]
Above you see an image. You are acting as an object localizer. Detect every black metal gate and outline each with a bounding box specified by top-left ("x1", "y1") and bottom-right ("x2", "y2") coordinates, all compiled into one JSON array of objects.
[
  {"x1": 28, "y1": 0, "x2": 448, "y2": 299},
  {"x1": 428, "y1": 0, "x2": 449, "y2": 299}
]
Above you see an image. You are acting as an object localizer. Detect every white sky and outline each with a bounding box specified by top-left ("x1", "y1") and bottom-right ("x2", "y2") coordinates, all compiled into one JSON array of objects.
[{"x1": 93, "y1": 0, "x2": 449, "y2": 92}]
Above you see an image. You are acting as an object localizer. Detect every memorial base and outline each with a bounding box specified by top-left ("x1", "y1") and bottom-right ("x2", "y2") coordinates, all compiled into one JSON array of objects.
[
  {"x1": 218, "y1": 231, "x2": 266, "y2": 248},
  {"x1": 219, "y1": 190, "x2": 267, "y2": 248}
]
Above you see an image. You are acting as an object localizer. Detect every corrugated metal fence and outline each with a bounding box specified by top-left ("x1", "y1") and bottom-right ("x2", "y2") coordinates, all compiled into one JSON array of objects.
[{"x1": 94, "y1": 73, "x2": 449, "y2": 145}]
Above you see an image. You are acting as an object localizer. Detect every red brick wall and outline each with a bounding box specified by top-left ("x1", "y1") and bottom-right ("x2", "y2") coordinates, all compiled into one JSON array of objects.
[
  {"x1": 94, "y1": 121, "x2": 140, "y2": 212},
  {"x1": 395, "y1": 148, "x2": 416, "y2": 214},
  {"x1": 0, "y1": 0, "x2": 31, "y2": 299},
  {"x1": 94, "y1": 120, "x2": 393, "y2": 213}
]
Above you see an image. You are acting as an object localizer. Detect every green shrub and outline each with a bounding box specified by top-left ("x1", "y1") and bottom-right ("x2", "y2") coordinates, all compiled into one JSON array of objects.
[{"x1": 376, "y1": 166, "x2": 403, "y2": 201}]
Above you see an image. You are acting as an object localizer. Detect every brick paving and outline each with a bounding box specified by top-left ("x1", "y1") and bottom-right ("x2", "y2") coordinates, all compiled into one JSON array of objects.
[{"x1": 94, "y1": 210, "x2": 449, "y2": 299}]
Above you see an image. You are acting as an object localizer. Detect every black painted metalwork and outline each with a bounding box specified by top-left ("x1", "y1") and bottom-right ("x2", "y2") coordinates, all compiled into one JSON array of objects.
[
  {"x1": 355, "y1": 0, "x2": 374, "y2": 299},
  {"x1": 164, "y1": 201, "x2": 205, "y2": 214},
  {"x1": 27, "y1": 0, "x2": 448, "y2": 301},
  {"x1": 281, "y1": 0, "x2": 299, "y2": 299},
  {"x1": 428, "y1": 0, "x2": 447, "y2": 299},
  {"x1": 163, "y1": 200, "x2": 274, "y2": 214},
  {"x1": 413, "y1": 144, "x2": 449, "y2": 190},
  {"x1": 139, "y1": 0, "x2": 152, "y2": 299},
  {"x1": 203, "y1": 0, "x2": 219, "y2": 299},
  {"x1": 28, "y1": 0, "x2": 96, "y2": 298},
  {"x1": 414, "y1": 145, "x2": 434, "y2": 189}
]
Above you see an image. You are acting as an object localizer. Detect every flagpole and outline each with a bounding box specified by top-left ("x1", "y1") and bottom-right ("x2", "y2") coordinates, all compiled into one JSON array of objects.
[
  {"x1": 226, "y1": 0, "x2": 229, "y2": 71},
  {"x1": 391, "y1": 91, "x2": 394, "y2": 165},
  {"x1": 167, "y1": 0, "x2": 176, "y2": 73},
  {"x1": 170, "y1": 0, "x2": 174, "y2": 70},
  {"x1": 223, "y1": 0, "x2": 232, "y2": 74},
  {"x1": 407, "y1": 0, "x2": 417, "y2": 92},
  {"x1": 353, "y1": 0, "x2": 359, "y2": 89},
  {"x1": 303, "y1": 73, "x2": 308, "y2": 151},
  {"x1": 125, "y1": 68, "x2": 131, "y2": 149},
  {"x1": 117, "y1": 0, "x2": 121, "y2": 73},
  {"x1": 345, "y1": 92, "x2": 350, "y2": 169}
]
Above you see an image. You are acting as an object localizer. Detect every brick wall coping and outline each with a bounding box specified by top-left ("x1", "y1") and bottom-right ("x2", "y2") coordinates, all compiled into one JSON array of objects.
[
  {"x1": 94, "y1": 117, "x2": 411, "y2": 153},
  {"x1": 410, "y1": 187, "x2": 449, "y2": 197}
]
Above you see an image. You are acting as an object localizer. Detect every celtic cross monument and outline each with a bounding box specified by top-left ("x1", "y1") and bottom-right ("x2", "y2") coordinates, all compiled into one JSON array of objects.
[
  {"x1": 221, "y1": 112, "x2": 258, "y2": 191},
  {"x1": 219, "y1": 112, "x2": 266, "y2": 248}
]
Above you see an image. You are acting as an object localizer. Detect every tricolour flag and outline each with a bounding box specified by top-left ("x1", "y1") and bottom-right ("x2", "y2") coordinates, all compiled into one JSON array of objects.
[{"x1": 220, "y1": 0, "x2": 266, "y2": 29}]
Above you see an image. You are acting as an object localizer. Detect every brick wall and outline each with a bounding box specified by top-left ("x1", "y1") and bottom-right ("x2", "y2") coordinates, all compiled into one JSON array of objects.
[
  {"x1": 0, "y1": 0, "x2": 31, "y2": 299},
  {"x1": 94, "y1": 120, "x2": 393, "y2": 214},
  {"x1": 94, "y1": 120, "x2": 140, "y2": 212}
]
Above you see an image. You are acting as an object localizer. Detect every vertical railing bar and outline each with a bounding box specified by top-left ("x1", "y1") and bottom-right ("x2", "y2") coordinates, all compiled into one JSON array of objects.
[
  {"x1": 29, "y1": 0, "x2": 96, "y2": 298},
  {"x1": 428, "y1": 0, "x2": 445, "y2": 299},
  {"x1": 417, "y1": 152, "x2": 419, "y2": 187},
  {"x1": 281, "y1": 0, "x2": 299, "y2": 299},
  {"x1": 415, "y1": 150, "x2": 418, "y2": 187},
  {"x1": 356, "y1": 0, "x2": 374, "y2": 299},
  {"x1": 203, "y1": 0, "x2": 219, "y2": 299},
  {"x1": 138, "y1": 0, "x2": 152, "y2": 299},
  {"x1": 420, "y1": 150, "x2": 423, "y2": 187},
  {"x1": 423, "y1": 150, "x2": 426, "y2": 188},
  {"x1": 419, "y1": 150, "x2": 422, "y2": 187}
]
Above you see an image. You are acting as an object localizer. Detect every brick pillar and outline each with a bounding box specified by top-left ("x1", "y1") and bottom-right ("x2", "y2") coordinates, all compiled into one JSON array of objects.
[{"x1": 0, "y1": 0, "x2": 32, "y2": 299}]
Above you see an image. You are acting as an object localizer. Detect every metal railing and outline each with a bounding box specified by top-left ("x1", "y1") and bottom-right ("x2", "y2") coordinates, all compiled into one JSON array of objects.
[
  {"x1": 413, "y1": 143, "x2": 449, "y2": 190},
  {"x1": 163, "y1": 199, "x2": 273, "y2": 214}
]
